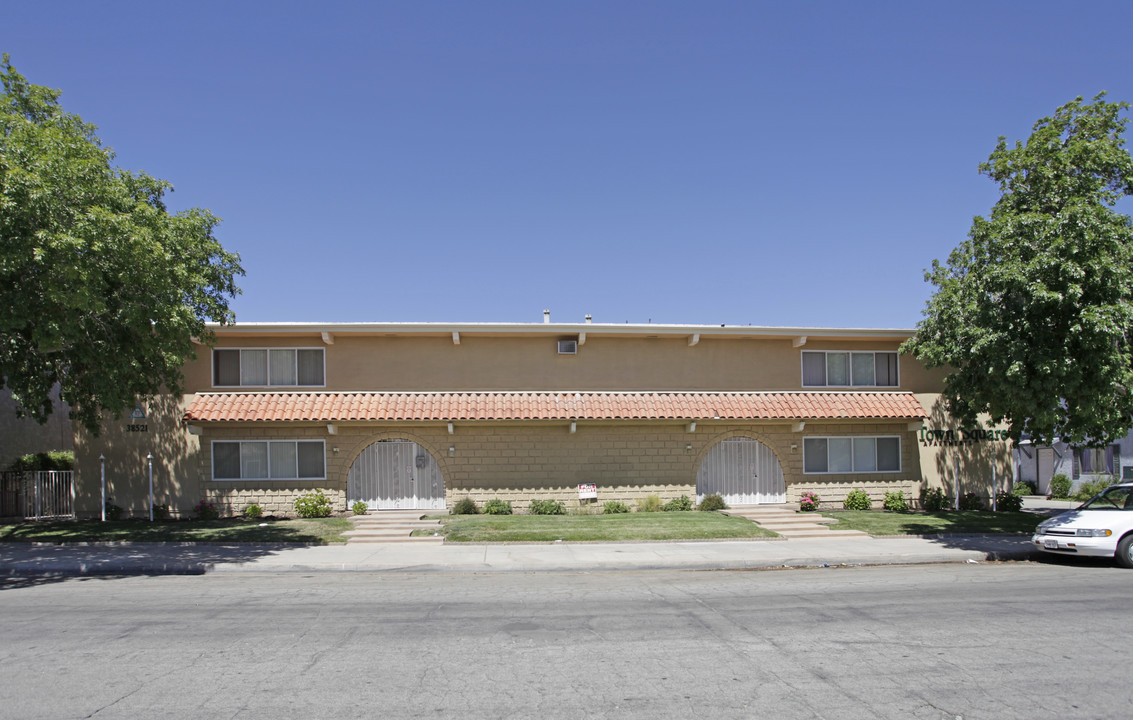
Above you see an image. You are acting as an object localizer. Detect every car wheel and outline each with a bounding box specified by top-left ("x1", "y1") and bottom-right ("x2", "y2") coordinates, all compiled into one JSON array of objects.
[{"x1": 1118, "y1": 535, "x2": 1133, "y2": 569}]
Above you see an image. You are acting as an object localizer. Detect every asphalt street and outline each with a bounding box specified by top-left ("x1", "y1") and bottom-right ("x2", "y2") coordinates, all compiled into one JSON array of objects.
[{"x1": 2, "y1": 561, "x2": 1130, "y2": 719}]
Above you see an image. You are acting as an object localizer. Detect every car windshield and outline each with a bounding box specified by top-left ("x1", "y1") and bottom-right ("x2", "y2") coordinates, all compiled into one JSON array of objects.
[{"x1": 1078, "y1": 486, "x2": 1133, "y2": 510}]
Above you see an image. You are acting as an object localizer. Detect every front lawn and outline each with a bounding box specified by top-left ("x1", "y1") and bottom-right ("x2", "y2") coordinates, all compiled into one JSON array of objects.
[
  {"x1": 819, "y1": 510, "x2": 1041, "y2": 536},
  {"x1": 0, "y1": 517, "x2": 354, "y2": 544},
  {"x1": 419, "y1": 512, "x2": 779, "y2": 542}
]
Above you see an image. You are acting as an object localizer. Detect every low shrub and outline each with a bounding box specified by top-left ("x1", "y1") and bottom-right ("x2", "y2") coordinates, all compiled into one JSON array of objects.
[
  {"x1": 483, "y1": 498, "x2": 513, "y2": 515},
  {"x1": 451, "y1": 497, "x2": 479, "y2": 515},
  {"x1": 958, "y1": 492, "x2": 984, "y2": 511},
  {"x1": 798, "y1": 491, "x2": 820, "y2": 512},
  {"x1": 105, "y1": 499, "x2": 124, "y2": 521},
  {"x1": 350, "y1": 501, "x2": 367, "y2": 516},
  {"x1": 1049, "y1": 474, "x2": 1072, "y2": 499},
  {"x1": 882, "y1": 491, "x2": 909, "y2": 513},
  {"x1": 245, "y1": 503, "x2": 265, "y2": 519},
  {"x1": 698, "y1": 494, "x2": 727, "y2": 512},
  {"x1": 843, "y1": 488, "x2": 872, "y2": 511},
  {"x1": 293, "y1": 491, "x2": 332, "y2": 518},
  {"x1": 602, "y1": 500, "x2": 630, "y2": 514},
  {"x1": 663, "y1": 495, "x2": 694, "y2": 512},
  {"x1": 7, "y1": 450, "x2": 74, "y2": 472},
  {"x1": 1073, "y1": 476, "x2": 1116, "y2": 502},
  {"x1": 193, "y1": 499, "x2": 220, "y2": 521},
  {"x1": 922, "y1": 487, "x2": 950, "y2": 511},
  {"x1": 152, "y1": 503, "x2": 171, "y2": 521},
  {"x1": 1011, "y1": 480, "x2": 1037, "y2": 497},
  {"x1": 994, "y1": 491, "x2": 1023, "y2": 512},
  {"x1": 529, "y1": 498, "x2": 566, "y2": 515},
  {"x1": 637, "y1": 494, "x2": 664, "y2": 513}
]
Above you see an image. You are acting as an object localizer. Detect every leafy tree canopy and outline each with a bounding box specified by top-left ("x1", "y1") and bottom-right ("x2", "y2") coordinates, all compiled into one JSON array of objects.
[
  {"x1": 0, "y1": 56, "x2": 243, "y2": 434},
  {"x1": 903, "y1": 94, "x2": 1133, "y2": 447}
]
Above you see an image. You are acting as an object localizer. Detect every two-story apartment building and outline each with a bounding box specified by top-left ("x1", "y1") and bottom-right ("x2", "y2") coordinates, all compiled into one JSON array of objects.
[{"x1": 72, "y1": 319, "x2": 1014, "y2": 517}]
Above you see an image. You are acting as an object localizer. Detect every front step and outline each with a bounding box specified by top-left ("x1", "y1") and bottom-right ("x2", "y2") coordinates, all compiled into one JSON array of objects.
[
  {"x1": 344, "y1": 510, "x2": 445, "y2": 544},
  {"x1": 723, "y1": 505, "x2": 869, "y2": 539}
]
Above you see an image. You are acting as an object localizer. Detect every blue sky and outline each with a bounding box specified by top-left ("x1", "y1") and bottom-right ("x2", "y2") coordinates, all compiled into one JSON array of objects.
[{"x1": 4, "y1": 1, "x2": 1133, "y2": 328}]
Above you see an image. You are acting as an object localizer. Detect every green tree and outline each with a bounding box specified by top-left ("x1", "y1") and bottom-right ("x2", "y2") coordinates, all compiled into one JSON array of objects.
[
  {"x1": 0, "y1": 56, "x2": 243, "y2": 433},
  {"x1": 903, "y1": 94, "x2": 1133, "y2": 447}
]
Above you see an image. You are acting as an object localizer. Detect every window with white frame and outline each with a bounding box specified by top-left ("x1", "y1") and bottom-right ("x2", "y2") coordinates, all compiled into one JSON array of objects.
[
  {"x1": 213, "y1": 348, "x2": 325, "y2": 387},
  {"x1": 1074, "y1": 444, "x2": 1120, "y2": 478},
  {"x1": 803, "y1": 436, "x2": 901, "y2": 474},
  {"x1": 801, "y1": 351, "x2": 899, "y2": 387},
  {"x1": 212, "y1": 440, "x2": 326, "y2": 480}
]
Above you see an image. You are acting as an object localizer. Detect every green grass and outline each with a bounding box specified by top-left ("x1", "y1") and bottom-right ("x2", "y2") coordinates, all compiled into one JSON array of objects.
[
  {"x1": 0, "y1": 517, "x2": 354, "y2": 544},
  {"x1": 417, "y1": 511, "x2": 778, "y2": 542},
  {"x1": 819, "y1": 510, "x2": 1042, "y2": 536}
]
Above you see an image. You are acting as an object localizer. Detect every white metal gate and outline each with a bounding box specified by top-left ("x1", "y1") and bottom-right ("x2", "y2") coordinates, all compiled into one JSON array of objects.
[
  {"x1": 347, "y1": 440, "x2": 446, "y2": 510},
  {"x1": 697, "y1": 437, "x2": 785, "y2": 505}
]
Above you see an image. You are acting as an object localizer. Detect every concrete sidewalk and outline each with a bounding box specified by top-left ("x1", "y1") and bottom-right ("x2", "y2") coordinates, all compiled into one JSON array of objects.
[
  {"x1": 0, "y1": 533, "x2": 1041, "y2": 577},
  {"x1": 0, "y1": 498, "x2": 1067, "y2": 577}
]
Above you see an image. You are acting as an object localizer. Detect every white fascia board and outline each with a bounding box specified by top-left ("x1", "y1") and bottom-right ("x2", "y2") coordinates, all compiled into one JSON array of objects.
[{"x1": 206, "y1": 321, "x2": 914, "y2": 342}]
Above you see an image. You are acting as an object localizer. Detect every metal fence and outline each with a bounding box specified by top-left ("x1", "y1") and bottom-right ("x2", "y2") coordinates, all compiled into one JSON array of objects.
[{"x1": 0, "y1": 470, "x2": 75, "y2": 520}]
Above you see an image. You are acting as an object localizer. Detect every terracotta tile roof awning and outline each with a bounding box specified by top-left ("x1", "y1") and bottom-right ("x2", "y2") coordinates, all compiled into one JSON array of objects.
[{"x1": 185, "y1": 391, "x2": 928, "y2": 423}]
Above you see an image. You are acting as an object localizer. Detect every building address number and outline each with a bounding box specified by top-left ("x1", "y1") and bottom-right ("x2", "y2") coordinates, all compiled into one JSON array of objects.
[{"x1": 126, "y1": 424, "x2": 149, "y2": 432}]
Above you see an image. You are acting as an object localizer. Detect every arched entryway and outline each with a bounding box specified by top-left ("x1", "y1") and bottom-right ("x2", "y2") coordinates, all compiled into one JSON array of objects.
[
  {"x1": 697, "y1": 436, "x2": 786, "y2": 505},
  {"x1": 347, "y1": 439, "x2": 446, "y2": 510}
]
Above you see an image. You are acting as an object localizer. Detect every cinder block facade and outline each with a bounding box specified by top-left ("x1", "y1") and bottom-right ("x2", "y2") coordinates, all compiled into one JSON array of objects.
[{"x1": 72, "y1": 320, "x2": 1014, "y2": 517}]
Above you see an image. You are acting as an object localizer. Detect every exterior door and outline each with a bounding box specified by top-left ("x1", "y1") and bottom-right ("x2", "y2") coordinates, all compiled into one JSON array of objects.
[
  {"x1": 697, "y1": 436, "x2": 786, "y2": 505},
  {"x1": 1036, "y1": 447, "x2": 1055, "y2": 496},
  {"x1": 347, "y1": 440, "x2": 446, "y2": 510}
]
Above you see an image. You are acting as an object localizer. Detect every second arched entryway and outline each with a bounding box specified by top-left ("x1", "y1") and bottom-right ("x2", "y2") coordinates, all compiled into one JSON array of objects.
[
  {"x1": 696, "y1": 436, "x2": 786, "y2": 505},
  {"x1": 347, "y1": 439, "x2": 446, "y2": 510}
]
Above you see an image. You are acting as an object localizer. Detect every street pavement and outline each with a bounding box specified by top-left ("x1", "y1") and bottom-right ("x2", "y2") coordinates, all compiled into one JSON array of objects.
[{"x1": 0, "y1": 499, "x2": 1069, "y2": 577}]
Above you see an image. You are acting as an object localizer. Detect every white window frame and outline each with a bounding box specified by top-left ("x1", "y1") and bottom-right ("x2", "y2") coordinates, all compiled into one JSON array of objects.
[
  {"x1": 211, "y1": 440, "x2": 327, "y2": 481},
  {"x1": 803, "y1": 436, "x2": 902, "y2": 474},
  {"x1": 800, "y1": 350, "x2": 899, "y2": 388},
  {"x1": 212, "y1": 348, "x2": 326, "y2": 388}
]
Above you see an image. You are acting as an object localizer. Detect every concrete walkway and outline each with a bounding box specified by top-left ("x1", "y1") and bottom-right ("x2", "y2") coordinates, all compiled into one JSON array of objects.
[{"x1": 0, "y1": 499, "x2": 1069, "y2": 578}]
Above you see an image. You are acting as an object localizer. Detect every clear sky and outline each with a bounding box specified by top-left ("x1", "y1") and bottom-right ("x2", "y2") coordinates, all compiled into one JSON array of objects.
[{"x1": 4, "y1": 1, "x2": 1133, "y2": 329}]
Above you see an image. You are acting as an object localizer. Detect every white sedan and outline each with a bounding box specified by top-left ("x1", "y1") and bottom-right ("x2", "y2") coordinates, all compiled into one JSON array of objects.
[{"x1": 1032, "y1": 483, "x2": 1133, "y2": 568}]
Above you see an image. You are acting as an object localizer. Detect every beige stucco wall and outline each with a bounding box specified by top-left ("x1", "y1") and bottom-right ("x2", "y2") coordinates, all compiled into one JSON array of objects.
[
  {"x1": 182, "y1": 333, "x2": 946, "y2": 394},
  {"x1": 914, "y1": 393, "x2": 1014, "y2": 503},
  {"x1": 73, "y1": 394, "x2": 200, "y2": 518},
  {"x1": 0, "y1": 387, "x2": 74, "y2": 469}
]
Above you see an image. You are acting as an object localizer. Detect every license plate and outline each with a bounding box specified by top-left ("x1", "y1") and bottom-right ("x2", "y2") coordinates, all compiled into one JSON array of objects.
[{"x1": 1044, "y1": 539, "x2": 1059, "y2": 549}]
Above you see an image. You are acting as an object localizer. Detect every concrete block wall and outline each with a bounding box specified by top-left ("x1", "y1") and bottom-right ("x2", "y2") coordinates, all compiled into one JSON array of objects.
[{"x1": 187, "y1": 419, "x2": 923, "y2": 516}]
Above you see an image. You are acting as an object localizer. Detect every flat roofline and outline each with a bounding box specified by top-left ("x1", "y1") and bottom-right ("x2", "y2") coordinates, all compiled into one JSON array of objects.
[{"x1": 206, "y1": 321, "x2": 914, "y2": 340}]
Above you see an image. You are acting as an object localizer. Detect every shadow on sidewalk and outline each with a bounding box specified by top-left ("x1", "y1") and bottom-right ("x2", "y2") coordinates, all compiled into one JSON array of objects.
[{"x1": 0, "y1": 542, "x2": 295, "y2": 588}]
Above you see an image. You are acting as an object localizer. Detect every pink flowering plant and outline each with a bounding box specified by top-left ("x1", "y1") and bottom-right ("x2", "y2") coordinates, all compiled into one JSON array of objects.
[{"x1": 799, "y1": 491, "x2": 820, "y2": 512}]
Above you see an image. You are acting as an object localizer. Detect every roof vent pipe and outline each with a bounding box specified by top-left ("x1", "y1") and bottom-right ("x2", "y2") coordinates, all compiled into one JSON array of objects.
[
  {"x1": 585, "y1": 314, "x2": 592, "y2": 324},
  {"x1": 543, "y1": 309, "x2": 550, "y2": 323}
]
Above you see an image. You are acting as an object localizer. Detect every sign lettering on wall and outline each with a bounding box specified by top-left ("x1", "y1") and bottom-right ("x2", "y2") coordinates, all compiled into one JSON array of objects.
[
  {"x1": 918, "y1": 426, "x2": 1010, "y2": 447},
  {"x1": 125, "y1": 403, "x2": 149, "y2": 433}
]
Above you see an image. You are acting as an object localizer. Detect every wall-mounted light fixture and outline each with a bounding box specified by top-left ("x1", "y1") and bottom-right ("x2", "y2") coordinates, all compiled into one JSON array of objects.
[
  {"x1": 449, "y1": 446, "x2": 456, "y2": 457},
  {"x1": 685, "y1": 444, "x2": 692, "y2": 454},
  {"x1": 570, "y1": 421, "x2": 577, "y2": 434},
  {"x1": 332, "y1": 446, "x2": 339, "y2": 455}
]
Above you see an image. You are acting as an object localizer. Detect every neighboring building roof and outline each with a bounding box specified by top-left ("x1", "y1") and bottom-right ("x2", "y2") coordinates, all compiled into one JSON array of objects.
[{"x1": 185, "y1": 391, "x2": 928, "y2": 423}]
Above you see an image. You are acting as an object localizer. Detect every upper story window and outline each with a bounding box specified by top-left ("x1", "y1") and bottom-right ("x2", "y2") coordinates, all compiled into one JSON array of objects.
[
  {"x1": 213, "y1": 348, "x2": 325, "y2": 387},
  {"x1": 802, "y1": 351, "x2": 898, "y2": 387}
]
